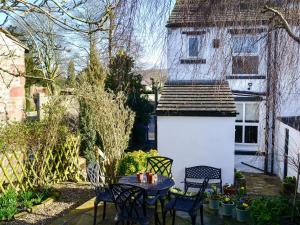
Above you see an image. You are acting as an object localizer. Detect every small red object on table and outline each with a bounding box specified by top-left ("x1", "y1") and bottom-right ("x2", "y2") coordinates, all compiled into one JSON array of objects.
[{"x1": 136, "y1": 173, "x2": 142, "y2": 183}]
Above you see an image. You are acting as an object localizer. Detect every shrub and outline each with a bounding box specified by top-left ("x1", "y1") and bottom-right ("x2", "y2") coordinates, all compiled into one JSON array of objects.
[
  {"x1": 250, "y1": 197, "x2": 291, "y2": 225},
  {"x1": 235, "y1": 170, "x2": 245, "y2": 179},
  {"x1": 77, "y1": 83, "x2": 135, "y2": 184},
  {"x1": 118, "y1": 150, "x2": 158, "y2": 176},
  {"x1": 0, "y1": 188, "x2": 18, "y2": 220}
]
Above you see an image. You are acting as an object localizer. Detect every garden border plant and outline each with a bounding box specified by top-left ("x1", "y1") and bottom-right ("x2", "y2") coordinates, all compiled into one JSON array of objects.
[{"x1": 0, "y1": 187, "x2": 60, "y2": 221}]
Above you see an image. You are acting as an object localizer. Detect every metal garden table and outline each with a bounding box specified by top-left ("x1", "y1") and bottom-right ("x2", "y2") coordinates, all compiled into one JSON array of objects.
[
  {"x1": 119, "y1": 174, "x2": 175, "y2": 192},
  {"x1": 119, "y1": 175, "x2": 175, "y2": 225}
]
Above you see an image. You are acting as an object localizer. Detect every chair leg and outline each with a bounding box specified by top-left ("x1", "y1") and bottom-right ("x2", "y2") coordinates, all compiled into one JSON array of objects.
[
  {"x1": 191, "y1": 215, "x2": 196, "y2": 225},
  {"x1": 160, "y1": 198, "x2": 165, "y2": 215},
  {"x1": 163, "y1": 210, "x2": 168, "y2": 225},
  {"x1": 200, "y1": 205, "x2": 204, "y2": 225},
  {"x1": 102, "y1": 201, "x2": 107, "y2": 220},
  {"x1": 93, "y1": 202, "x2": 98, "y2": 225},
  {"x1": 154, "y1": 202, "x2": 158, "y2": 225},
  {"x1": 172, "y1": 210, "x2": 176, "y2": 225}
]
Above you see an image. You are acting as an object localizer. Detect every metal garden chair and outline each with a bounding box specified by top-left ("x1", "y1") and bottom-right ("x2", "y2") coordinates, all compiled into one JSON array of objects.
[
  {"x1": 146, "y1": 156, "x2": 173, "y2": 178},
  {"x1": 87, "y1": 162, "x2": 113, "y2": 225},
  {"x1": 184, "y1": 166, "x2": 222, "y2": 192},
  {"x1": 163, "y1": 177, "x2": 210, "y2": 225},
  {"x1": 146, "y1": 156, "x2": 174, "y2": 214},
  {"x1": 110, "y1": 183, "x2": 156, "y2": 225}
]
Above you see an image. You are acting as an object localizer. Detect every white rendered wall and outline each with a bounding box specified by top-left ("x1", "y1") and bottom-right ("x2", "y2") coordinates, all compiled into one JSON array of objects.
[
  {"x1": 157, "y1": 116, "x2": 235, "y2": 187},
  {"x1": 275, "y1": 120, "x2": 300, "y2": 192},
  {"x1": 167, "y1": 26, "x2": 268, "y2": 93}
]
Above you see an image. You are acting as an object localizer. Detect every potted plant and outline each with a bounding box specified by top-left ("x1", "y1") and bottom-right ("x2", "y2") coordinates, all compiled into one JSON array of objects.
[
  {"x1": 223, "y1": 183, "x2": 236, "y2": 195},
  {"x1": 208, "y1": 185, "x2": 221, "y2": 209},
  {"x1": 221, "y1": 195, "x2": 235, "y2": 216},
  {"x1": 203, "y1": 192, "x2": 209, "y2": 205},
  {"x1": 235, "y1": 170, "x2": 246, "y2": 188},
  {"x1": 236, "y1": 200, "x2": 250, "y2": 222},
  {"x1": 281, "y1": 176, "x2": 296, "y2": 195}
]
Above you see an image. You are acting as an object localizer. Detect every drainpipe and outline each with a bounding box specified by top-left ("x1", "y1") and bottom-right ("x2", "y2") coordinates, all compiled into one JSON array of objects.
[
  {"x1": 270, "y1": 29, "x2": 279, "y2": 175},
  {"x1": 265, "y1": 21, "x2": 273, "y2": 174}
]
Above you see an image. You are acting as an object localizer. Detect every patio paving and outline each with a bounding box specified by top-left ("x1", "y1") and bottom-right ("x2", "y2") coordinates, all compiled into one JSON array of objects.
[
  {"x1": 51, "y1": 198, "x2": 250, "y2": 225},
  {"x1": 50, "y1": 173, "x2": 281, "y2": 225}
]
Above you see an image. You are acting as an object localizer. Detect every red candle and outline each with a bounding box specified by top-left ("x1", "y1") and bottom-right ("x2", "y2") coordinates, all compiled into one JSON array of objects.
[{"x1": 136, "y1": 173, "x2": 142, "y2": 183}]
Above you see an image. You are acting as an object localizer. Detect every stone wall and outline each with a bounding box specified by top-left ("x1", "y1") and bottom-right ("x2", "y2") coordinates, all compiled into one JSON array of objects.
[{"x1": 0, "y1": 31, "x2": 26, "y2": 123}]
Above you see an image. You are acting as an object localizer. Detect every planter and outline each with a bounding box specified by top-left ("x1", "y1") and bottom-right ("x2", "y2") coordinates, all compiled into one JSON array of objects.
[
  {"x1": 209, "y1": 199, "x2": 219, "y2": 210},
  {"x1": 236, "y1": 207, "x2": 249, "y2": 222},
  {"x1": 222, "y1": 203, "x2": 234, "y2": 216},
  {"x1": 280, "y1": 216, "x2": 296, "y2": 225},
  {"x1": 282, "y1": 183, "x2": 295, "y2": 195}
]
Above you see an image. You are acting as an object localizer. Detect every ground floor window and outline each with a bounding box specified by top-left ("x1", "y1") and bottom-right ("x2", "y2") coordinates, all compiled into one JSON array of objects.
[
  {"x1": 147, "y1": 115, "x2": 155, "y2": 142},
  {"x1": 235, "y1": 102, "x2": 259, "y2": 144}
]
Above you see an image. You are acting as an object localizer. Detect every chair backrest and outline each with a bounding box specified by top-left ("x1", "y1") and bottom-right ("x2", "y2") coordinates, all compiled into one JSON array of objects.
[
  {"x1": 87, "y1": 162, "x2": 105, "y2": 193},
  {"x1": 110, "y1": 184, "x2": 146, "y2": 219},
  {"x1": 185, "y1": 166, "x2": 221, "y2": 180},
  {"x1": 146, "y1": 156, "x2": 173, "y2": 178},
  {"x1": 192, "y1": 177, "x2": 210, "y2": 210}
]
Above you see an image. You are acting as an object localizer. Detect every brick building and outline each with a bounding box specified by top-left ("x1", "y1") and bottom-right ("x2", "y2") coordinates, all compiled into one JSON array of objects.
[{"x1": 0, "y1": 28, "x2": 28, "y2": 123}]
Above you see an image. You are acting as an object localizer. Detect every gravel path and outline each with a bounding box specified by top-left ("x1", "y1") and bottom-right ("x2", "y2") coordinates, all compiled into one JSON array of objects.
[{"x1": 2, "y1": 182, "x2": 94, "y2": 225}]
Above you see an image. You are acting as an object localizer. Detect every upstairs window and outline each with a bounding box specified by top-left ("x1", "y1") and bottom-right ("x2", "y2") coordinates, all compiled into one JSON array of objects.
[
  {"x1": 232, "y1": 36, "x2": 259, "y2": 75},
  {"x1": 188, "y1": 37, "x2": 199, "y2": 57},
  {"x1": 232, "y1": 36, "x2": 258, "y2": 54},
  {"x1": 235, "y1": 102, "x2": 259, "y2": 144}
]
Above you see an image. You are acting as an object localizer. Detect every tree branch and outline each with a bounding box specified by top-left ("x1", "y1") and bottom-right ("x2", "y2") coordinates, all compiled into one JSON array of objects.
[{"x1": 263, "y1": 5, "x2": 300, "y2": 45}]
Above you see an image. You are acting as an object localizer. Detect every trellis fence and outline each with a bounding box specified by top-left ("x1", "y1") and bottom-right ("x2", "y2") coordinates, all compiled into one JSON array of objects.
[{"x1": 0, "y1": 134, "x2": 80, "y2": 193}]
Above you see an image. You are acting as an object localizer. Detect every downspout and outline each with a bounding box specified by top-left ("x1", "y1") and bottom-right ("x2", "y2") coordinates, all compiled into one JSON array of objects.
[
  {"x1": 265, "y1": 21, "x2": 273, "y2": 174},
  {"x1": 270, "y1": 29, "x2": 279, "y2": 175}
]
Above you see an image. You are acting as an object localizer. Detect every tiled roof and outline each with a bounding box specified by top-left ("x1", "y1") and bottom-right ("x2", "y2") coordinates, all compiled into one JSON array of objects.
[
  {"x1": 156, "y1": 80, "x2": 236, "y2": 117},
  {"x1": 167, "y1": 0, "x2": 300, "y2": 27},
  {"x1": 279, "y1": 116, "x2": 300, "y2": 132}
]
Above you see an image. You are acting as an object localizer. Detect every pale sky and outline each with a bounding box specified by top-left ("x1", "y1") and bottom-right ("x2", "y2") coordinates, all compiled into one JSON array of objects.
[{"x1": 0, "y1": 0, "x2": 176, "y2": 70}]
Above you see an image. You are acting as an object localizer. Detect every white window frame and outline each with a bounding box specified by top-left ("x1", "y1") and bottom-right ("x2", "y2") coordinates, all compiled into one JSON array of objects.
[
  {"x1": 235, "y1": 102, "x2": 259, "y2": 145},
  {"x1": 231, "y1": 35, "x2": 260, "y2": 76}
]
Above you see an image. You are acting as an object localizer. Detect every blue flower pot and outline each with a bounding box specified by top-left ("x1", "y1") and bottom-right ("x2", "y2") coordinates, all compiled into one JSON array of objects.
[
  {"x1": 209, "y1": 199, "x2": 219, "y2": 209},
  {"x1": 236, "y1": 207, "x2": 249, "y2": 222},
  {"x1": 222, "y1": 203, "x2": 234, "y2": 216}
]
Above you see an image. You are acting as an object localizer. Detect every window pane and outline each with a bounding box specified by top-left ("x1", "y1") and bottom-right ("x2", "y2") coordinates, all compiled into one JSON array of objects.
[
  {"x1": 189, "y1": 37, "x2": 198, "y2": 57},
  {"x1": 232, "y1": 56, "x2": 259, "y2": 74},
  {"x1": 147, "y1": 116, "x2": 155, "y2": 141},
  {"x1": 233, "y1": 36, "x2": 258, "y2": 54},
  {"x1": 245, "y1": 126, "x2": 258, "y2": 143},
  {"x1": 236, "y1": 103, "x2": 243, "y2": 122},
  {"x1": 245, "y1": 103, "x2": 259, "y2": 122},
  {"x1": 235, "y1": 126, "x2": 243, "y2": 143}
]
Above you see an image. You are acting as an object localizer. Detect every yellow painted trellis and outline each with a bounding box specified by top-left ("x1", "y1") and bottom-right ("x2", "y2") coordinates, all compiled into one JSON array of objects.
[{"x1": 0, "y1": 134, "x2": 80, "y2": 193}]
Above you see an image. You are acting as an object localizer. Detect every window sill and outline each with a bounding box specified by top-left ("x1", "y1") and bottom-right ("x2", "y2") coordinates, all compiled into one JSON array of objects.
[
  {"x1": 226, "y1": 75, "x2": 266, "y2": 79},
  {"x1": 180, "y1": 59, "x2": 206, "y2": 64}
]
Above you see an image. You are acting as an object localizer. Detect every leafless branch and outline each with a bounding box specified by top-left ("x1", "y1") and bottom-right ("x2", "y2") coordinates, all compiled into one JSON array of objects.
[{"x1": 263, "y1": 5, "x2": 300, "y2": 45}]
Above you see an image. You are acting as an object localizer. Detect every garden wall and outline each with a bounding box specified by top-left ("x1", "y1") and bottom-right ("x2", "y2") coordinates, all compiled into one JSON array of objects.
[
  {"x1": 275, "y1": 119, "x2": 300, "y2": 192},
  {"x1": 0, "y1": 29, "x2": 27, "y2": 123},
  {"x1": 157, "y1": 116, "x2": 235, "y2": 187}
]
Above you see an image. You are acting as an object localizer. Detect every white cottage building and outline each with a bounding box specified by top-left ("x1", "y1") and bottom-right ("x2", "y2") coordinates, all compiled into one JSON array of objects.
[{"x1": 157, "y1": 0, "x2": 300, "y2": 186}]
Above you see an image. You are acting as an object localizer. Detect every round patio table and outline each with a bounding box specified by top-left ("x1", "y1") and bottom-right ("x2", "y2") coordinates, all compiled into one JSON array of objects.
[
  {"x1": 118, "y1": 175, "x2": 174, "y2": 225},
  {"x1": 118, "y1": 175, "x2": 175, "y2": 191}
]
